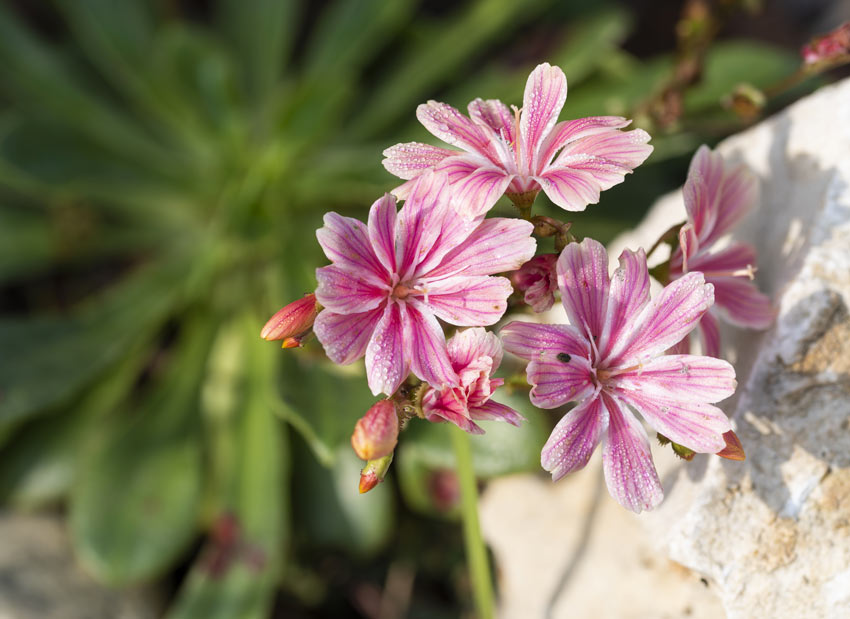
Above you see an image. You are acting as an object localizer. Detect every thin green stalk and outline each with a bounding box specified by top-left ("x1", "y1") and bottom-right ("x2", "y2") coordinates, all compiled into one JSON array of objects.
[{"x1": 451, "y1": 425, "x2": 495, "y2": 619}]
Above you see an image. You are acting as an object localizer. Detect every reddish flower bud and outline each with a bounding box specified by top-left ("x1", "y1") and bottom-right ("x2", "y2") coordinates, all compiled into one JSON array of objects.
[
  {"x1": 716, "y1": 430, "x2": 745, "y2": 461},
  {"x1": 260, "y1": 294, "x2": 318, "y2": 342},
  {"x1": 351, "y1": 400, "x2": 399, "y2": 461},
  {"x1": 358, "y1": 454, "x2": 394, "y2": 494},
  {"x1": 512, "y1": 254, "x2": 558, "y2": 313},
  {"x1": 801, "y1": 22, "x2": 850, "y2": 65}
]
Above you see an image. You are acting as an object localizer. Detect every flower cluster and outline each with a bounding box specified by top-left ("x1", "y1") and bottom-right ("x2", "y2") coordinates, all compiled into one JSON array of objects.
[{"x1": 264, "y1": 62, "x2": 769, "y2": 510}]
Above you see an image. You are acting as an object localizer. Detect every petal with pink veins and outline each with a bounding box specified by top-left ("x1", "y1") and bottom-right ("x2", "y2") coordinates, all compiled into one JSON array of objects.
[
  {"x1": 536, "y1": 165, "x2": 601, "y2": 211},
  {"x1": 404, "y1": 301, "x2": 457, "y2": 390},
  {"x1": 434, "y1": 155, "x2": 513, "y2": 217},
  {"x1": 365, "y1": 302, "x2": 408, "y2": 396},
  {"x1": 447, "y1": 327, "x2": 503, "y2": 371},
  {"x1": 698, "y1": 311, "x2": 721, "y2": 357},
  {"x1": 601, "y1": 392, "x2": 663, "y2": 513},
  {"x1": 315, "y1": 265, "x2": 386, "y2": 314},
  {"x1": 416, "y1": 100, "x2": 495, "y2": 155},
  {"x1": 711, "y1": 276, "x2": 774, "y2": 329},
  {"x1": 553, "y1": 128, "x2": 653, "y2": 172},
  {"x1": 314, "y1": 306, "x2": 384, "y2": 365},
  {"x1": 382, "y1": 142, "x2": 456, "y2": 180},
  {"x1": 598, "y1": 248, "x2": 650, "y2": 362},
  {"x1": 616, "y1": 390, "x2": 730, "y2": 454},
  {"x1": 316, "y1": 212, "x2": 388, "y2": 284},
  {"x1": 557, "y1": 238, "x2": 611, "y2": 339},
  {"x1": 368, "y1": 193, "x2": 398, "y2": 274},
  {"x1": 541, "y1": 396, "x2": 608, "y2": 481},
  {"x1": 500, "y1": 321, "x2": 590, "y2": 361},
  {"x1": 613, "y1": 354, "x2": 736, "y2": 403},
  {"x1": 683, "y1": 145, "x2": 724, "y2": 240},
  {"x1": 709, "y1": 164, "x2": 759, "y2": 243},
  {"x1": 610, "y1": 272, "x2": 714, "y2": 366},
  {"x1": 468, "y1": 98, "x2": 515, "y2": 144},
  {"x1": 535, "y1": 116, "x2": 631, "y2": 170},
  {"x1": 526, "y1": 353, "x2": 595, "y2": 409},
  {"x1": 421, "y1": 275, "x2": 513, "y2": 327},
  {"x1": 426, "y1": 218, "x2": 536, "y2": 279},
  {"x1": 470, "y1": 400, "x2": 524, "y2": 426},
  {"x1": 395, "y1": 171, "x2": 455, "y2": 280},
  {"x1": 688, "y1": 242, "x2": 756, "y2": 275},
  {"x1": 519, "y1": 63, "x2": 567, "y2": 170}
]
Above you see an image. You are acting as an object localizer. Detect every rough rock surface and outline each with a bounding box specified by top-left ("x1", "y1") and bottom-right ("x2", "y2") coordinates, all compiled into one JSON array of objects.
[
  {"x1": 0, "y1": 513, "x2": 160, "y2": 619},
  {"x1": 482, "y1": 77, "x2": 850, "y2": 618}
]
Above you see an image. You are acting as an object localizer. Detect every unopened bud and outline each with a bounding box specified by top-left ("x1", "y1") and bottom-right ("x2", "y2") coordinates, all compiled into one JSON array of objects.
[
  {"x1": 359, "y1": 453, "x2": 393, "y2": 494},
  {"x1": 260, "y1": 294, "x2": 318, "y2": 342},
  {"x1": 716, "y1": 430, "x2": 745, "y2": 461},
  {"x1": 802, "y1": 22, "x2": 850, "y2": 66},
  {"x1": 724, "y1": 83, "x2": 765, "y2": 121},
  {"x1": 351, "y1": 400, "x2": 399, "y2": 461}
]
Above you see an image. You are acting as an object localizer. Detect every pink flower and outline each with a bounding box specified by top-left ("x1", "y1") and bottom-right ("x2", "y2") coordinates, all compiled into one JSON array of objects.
[
  {"x1": 801, "y1": 22, "x2": 850, "y2": 65},
  {"x1": 383, "y1": 63, "x2": 653, "y2": 217},
  {"x1": 512, "y1": 253, "x2": 558, "y2": 312},
  {"x1": 501, "y1": 238, "x2": 737, "y2": 512},
  {"x1": 313, "y1": 171, "x2": 536, "y2": 396},
  {"x1": 422, "y1": 327, "x2": 523, "y2": 435},
  {"x1": 669, "y1": 146, "x2": 773, "y2": 356}
]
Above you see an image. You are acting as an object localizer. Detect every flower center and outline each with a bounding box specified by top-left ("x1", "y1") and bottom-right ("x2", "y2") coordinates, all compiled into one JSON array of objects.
[{"x1": 392, "y1": 283, "x2": 413, "y2": 299}]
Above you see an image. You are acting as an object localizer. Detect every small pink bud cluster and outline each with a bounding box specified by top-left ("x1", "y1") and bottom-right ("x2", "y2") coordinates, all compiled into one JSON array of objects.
[
  {"x1": 351, "y1": 400, "x2": 400, "y2": 493},
  {"x1": 802, "y1": 22, "x2": 850, "y2": 65}
]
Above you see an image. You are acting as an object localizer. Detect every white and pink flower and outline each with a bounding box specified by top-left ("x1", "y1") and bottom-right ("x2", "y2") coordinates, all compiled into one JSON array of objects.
[
  {"x1": 501, "y1": 238, "x2": 737, "y2": 512},
  {"x1": 669, "y1": 146, "x2": 773, "y2": 356},
  {"x1": 313, "y1": 171, "x2": 536, "y2": 397},
  {"x1": 383, "y1": 63, "x2": 653, "y2": 217},
  {"x1": 422, "y1": 328, "x2": 523, "y2": 435}
]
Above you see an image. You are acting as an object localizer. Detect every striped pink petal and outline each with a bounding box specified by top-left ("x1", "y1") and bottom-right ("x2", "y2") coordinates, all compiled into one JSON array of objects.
[
  {"x1": 427, "y1": 217, "x2": 536, "y2": 280},
  {"x1": 367, "y1": 193, "x2": 397, "y2": 274},
  {"x1": 711, "y1": 276, "x2": 774, "y2": 329},
  {"x1": 688, "y1": 242, "x2": 756, "y2": 275},
  {"x1": 519, "y1": 63, "x2": 567, "y2": 170},
  {"x1": 434, "y1": 155, "x2": 513, "y2": 217},
  {"x1": 417, "y1": 100, "x2": 495, "y2": 155},
  {"x1": 684, "y1": 145, "x2": 724, "y2": 239},
  {"x1": 468, "y1": 98, "x2": 515, "y2": 144},
  {"x1": 675, "y1": 223, "x2": 699, "y2": 272},
  {"x1": 616, "y1": 390, "x2": 730, "y2": 454},
  {"x1": 365, "y1": 302, "x2": 408, "y2": 396},
  {"x1": 553, "y1": 128, "x2": 653, "y2": 173},
  {"x1": 382, "y1": 142, "x2": 456, "y2": 180},
  {"x1": 525, "y1": 353, "x2": 595, "y2": 409},
  {"x1": 556, "y1": 238, "x2": 610, "y2": 340},
  {"x1": 315, "y1": 265, "x2": 386, "y2": 314},
  {"x1": 536, "y1": 166, "x2": 601, "y2": 211},
  {"x1": 709, "y1": 164, "x2": 759, "y2": 243},
  {"x1": 598, "y1": 248, "x2": 650, "y2": 362},
  {"x1": 316, "y1": 212, "x2": 388, "y2": 285},
  {"x1": 395, "y1": 171, "x2": 455, "y2": 280},
  {"x1": 500, "y1": 321, "x2": 590, "y2": 361},
  {"x1": 447, "y1": 327, "x2": 503, "y2": 371},
  {"x1": 541, "y1": 395, "x2": 608, "y2": 481},
  {"x1": 405, "y1": 301, "x2": 457, "y2": 390},
  {"x1": 423, "y1": 275, "x2": 514, "y2": 326},
  {"x1": 470, "y1": 400, "x2": 524, "y2": 426},
  {"x1": 610, "y1": 272, "x2": 714, "y2": 366},
  {"x1": 698, "y1": 311, "x2": 721, "y2": 357},
  {"x1": 314, "y1": 306, "x2": 384, "y2": 365},
  {"x1": 422, "y1": 392, "x2": 485, "y2": 435},
  {"x1": 613, "y1": 354, "x2": 736, "y2": 403},
  {"x1": 601, "y1": 392, "x2": 663, "y2": 513},
  {"x1": 535, "y1": 116, "x2": 631, "y2": 171}
]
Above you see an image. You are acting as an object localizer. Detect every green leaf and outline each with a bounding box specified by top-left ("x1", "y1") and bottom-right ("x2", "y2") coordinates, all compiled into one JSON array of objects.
[
  {"x1": 216, "y1": 0, "x2": 298, "y2": 104},
  {"x1": 0, "y1": 259, "x2": 186, "y2": 425},
  {"x1": 168, "y1": 316, "x2": 288, "y2": 619},
  {"x1": 70, "y1": 316, "x2": 215, "y2": 585}
]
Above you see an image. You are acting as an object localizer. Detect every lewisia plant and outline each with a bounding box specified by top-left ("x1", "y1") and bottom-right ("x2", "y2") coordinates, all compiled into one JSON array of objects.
[{"x1": 263, "y1": 62, "x2": 758, "y2": 518}]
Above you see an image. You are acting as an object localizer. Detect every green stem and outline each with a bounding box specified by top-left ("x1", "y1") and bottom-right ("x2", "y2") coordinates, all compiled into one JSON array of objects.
[{"x1": 451, "y1": 425, "x2": 495, "y2": 619}]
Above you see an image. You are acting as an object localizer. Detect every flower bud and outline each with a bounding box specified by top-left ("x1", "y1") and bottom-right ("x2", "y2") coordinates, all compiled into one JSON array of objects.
[
  {"x1": 260, "y1": 294, "x2": 318, "y2": 342},
  {"x1": 512, "y1": 254, "x2": 558, "y2": 313},
  {"x1": 351, "y1": 400, "x2": 399, "y2": 461},
  {"x1": 359, "y1": 453, "x2": 394, "y2": 494},
  {"x1": 801, "y1": 22, "x2": 850, "y2": 66}
]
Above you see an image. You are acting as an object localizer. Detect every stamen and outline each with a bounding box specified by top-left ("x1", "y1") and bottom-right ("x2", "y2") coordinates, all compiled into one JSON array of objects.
[
  {"x1": 704, "y1": 264, "x2": 757, "y2": 280},
  {"x1": 511, "y1": 105, "x2": 522, "y2": 169},
  {"x1": 596, "y1": 363, "x2": 643, "y2": 382}
]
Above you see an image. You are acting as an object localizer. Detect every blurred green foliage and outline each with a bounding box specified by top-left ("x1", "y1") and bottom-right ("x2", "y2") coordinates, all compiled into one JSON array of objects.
[{"x1": 0, "y1": 0, "x2": 800, "y2": 615}]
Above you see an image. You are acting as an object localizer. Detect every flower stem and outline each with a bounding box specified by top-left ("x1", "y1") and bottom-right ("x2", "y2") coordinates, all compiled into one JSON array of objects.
[{"x1": 451, "y1": 425, "x2": 495, "y2": 619}]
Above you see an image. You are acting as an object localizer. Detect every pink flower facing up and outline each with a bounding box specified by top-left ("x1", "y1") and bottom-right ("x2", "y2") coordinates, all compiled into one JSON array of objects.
[
  {"x1": 313, "y1": 171, "x2": 536, "y2": 397},
  {"x1": 501, "y1": 238, "x2": 737, "y2": 512},
  {"x1": 422, "y1": 327, "x2": 523, "y2": 435},
  {"x1": 513, "y1": 253, "x2": 558, "y2": 312},
  {"x1": 669, "y1": 146, "x2": 773, "y2": 356},
  {"x1": 383, "y1": 63, "x2": 653, "y2": 218}
]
